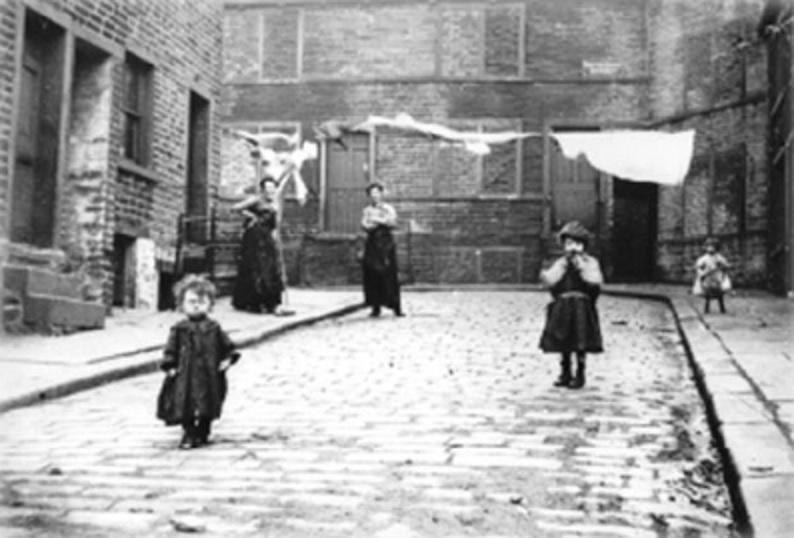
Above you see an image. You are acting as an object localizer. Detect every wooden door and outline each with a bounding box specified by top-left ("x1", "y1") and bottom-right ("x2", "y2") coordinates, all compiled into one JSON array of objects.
[
  {"x1": 12, "y1": 16, "x2": 62, "y2": 248},
  {"x1": 11, "y1": 48, "x2": 42, "y2": 244},
  {"x1": 325, "y1": 134, "x2": 370, "y2": 234},
  {"x1": 549, "y1": 140, "x2": 604, "y2": 254}
]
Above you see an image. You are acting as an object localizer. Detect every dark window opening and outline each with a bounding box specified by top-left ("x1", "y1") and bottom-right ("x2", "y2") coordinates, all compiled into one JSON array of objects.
[{"x1": 122, "y1": 54, "x2": 153, "y2": 166}]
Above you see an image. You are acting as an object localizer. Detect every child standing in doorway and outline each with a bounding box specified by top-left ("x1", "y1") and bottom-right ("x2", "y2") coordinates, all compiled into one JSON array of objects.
[
  {"x1": 158, "y1": 275, "x2": 240, "y2": 449},
  {"x1": 693, "y1": 238, "x2": 731, "y2": 314},
  {"x1": 539, "y1": 221, "x2": 604, "y2": 389}
]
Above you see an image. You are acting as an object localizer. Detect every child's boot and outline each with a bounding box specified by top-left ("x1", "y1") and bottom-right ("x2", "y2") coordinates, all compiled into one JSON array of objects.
[
  {"x1": 197, "y1": 418, "x2": 211, "y2": 446},
  {"x1": 553, "y1": 354, "x2": 572, "y2": 387},
  {"x1": 569, "y1": 354, "x2": 586, "y2": 389},
  {"x1": 179, "y1": 431, "x2": 193, "y2": 450}
]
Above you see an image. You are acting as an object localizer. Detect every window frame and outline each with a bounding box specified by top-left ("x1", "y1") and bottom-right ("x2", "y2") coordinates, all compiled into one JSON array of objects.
[{"x1": 121, "y1": 52, "x2": 154, "y2": 167}]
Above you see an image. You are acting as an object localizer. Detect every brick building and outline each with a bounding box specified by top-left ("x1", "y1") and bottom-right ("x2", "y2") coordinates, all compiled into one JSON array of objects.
[
  {"x1": 0, "y1": 0, "x2": 224, "y2": 331},
  {"x1": 649, "y1": 0, "x2": 771, "y2": 289},
  {"x1": 220, "y1": 0, "x2": 650, "y2": 287},
  {"x1": 220, "y1": 0, "x2": 794, "y2": 296}
]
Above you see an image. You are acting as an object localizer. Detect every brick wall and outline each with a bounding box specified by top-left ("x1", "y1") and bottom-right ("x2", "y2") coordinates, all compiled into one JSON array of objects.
[
  {"x1": 221, "y1": 0, "x2": 649, "y2": 285},
  {"x1": 0, "y1": 0, "x2": 17, "y2": 241},
  {"x1": 648, "y1": 0, "x2": 769, "y2": 287},
  {"x1": 1, "y1": 0, "x2": 224, "y2": 308}
]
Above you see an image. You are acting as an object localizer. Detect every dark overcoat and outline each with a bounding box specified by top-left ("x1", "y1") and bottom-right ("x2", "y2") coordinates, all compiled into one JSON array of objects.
[{"x1": 158, "y1": 317, "x2": 239, "y2": 424}]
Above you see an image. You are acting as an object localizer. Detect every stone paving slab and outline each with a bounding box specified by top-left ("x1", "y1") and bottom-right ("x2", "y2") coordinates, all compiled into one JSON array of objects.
[
  {"x1": 0, "y1": 290, "x2": 363, "y2": 413},
  {"x1": 739, "y1": 474, "x2": 794, "y2": 538}
]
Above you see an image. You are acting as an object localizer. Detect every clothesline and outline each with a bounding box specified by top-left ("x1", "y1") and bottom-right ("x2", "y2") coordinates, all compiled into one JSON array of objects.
[{"x1": 228, "y1": 116, "x2": 697, "y2": 190}]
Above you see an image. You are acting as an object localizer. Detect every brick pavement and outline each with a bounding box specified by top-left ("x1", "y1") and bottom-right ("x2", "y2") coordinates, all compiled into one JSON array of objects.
[{"x1": 0, "y1": 292, "x2": 736, "y2": 537}]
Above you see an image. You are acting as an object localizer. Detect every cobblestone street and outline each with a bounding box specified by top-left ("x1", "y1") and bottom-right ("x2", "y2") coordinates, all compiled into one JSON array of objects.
[{"x1": 0, "y1": 292, "x2": 737, "y2": 537}]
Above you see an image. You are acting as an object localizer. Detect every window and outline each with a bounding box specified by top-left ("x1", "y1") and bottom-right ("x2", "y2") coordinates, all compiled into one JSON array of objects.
[{"x1": 122, "y1": 54, "x2": 152, "y2": 165}]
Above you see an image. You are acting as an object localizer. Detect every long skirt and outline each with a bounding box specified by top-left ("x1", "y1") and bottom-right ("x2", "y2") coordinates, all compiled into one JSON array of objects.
[
  {"x1": 539, "y1": 295, "x2": 603, "y2": 353},
  {"x1": 362, "y1": 226, "x2": 401, "y2": 311},
  {"x1": 232, "y1": 223, "x2": 284, "y2": 313}
]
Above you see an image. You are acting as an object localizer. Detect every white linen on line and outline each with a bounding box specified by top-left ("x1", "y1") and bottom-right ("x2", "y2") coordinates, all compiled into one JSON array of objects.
[{"x1": 552, "y1": 130, "x2": 696, "y2": 186}]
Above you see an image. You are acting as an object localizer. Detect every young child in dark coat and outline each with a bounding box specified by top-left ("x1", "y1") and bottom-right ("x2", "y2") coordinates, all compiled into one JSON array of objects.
[
  {"x1": 539, "y1": 221, "x2": 604, "y2": 389},
  {"x1": 159, "y1": 275, "x2": 240, "y2": 449}
]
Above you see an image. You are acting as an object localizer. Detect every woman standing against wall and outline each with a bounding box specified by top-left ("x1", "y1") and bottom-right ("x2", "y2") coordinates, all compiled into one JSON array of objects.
[
  {"x1": 231, "y1": 176, "x2": 285, "y2": 314},
  {"x1": 361, "y1": 182, "x2": 403, "y2": 317}
]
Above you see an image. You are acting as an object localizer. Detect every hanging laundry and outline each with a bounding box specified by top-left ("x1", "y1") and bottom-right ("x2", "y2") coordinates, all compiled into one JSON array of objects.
[
  {"x1": 312, "y1": 120, "x2": 364, "y2": 150},
  {"x1": 354, "y1": 113, "x2": 542, "y2": 155},
  {"x1": 234, "y1": 128, "x2": 316, "y2": 206},
  {"x1": 552, "y1": 130, "x2": 696, "y2": 186},
  {"x1": 232, "y1": 129, "x2": 300, "y2": 151},
  {"x1": 259, "y1": 141, "x2": 316, "y2": 206}
]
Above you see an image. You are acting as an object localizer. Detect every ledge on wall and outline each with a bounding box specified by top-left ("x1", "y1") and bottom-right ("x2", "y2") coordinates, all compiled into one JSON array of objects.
[{"x1": 118, "y1": 159, "x2": 161, "y2": 183}]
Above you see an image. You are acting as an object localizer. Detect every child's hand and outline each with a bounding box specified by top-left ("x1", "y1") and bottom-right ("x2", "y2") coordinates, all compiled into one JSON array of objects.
[{"x1": 219, "y1": 359, "x2": 232, "y2": 372}]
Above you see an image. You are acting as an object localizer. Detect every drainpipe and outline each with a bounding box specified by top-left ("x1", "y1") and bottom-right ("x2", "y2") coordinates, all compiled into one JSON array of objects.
[{"x1": 0, "y1": 238, "x2": 5, "y2": 335}]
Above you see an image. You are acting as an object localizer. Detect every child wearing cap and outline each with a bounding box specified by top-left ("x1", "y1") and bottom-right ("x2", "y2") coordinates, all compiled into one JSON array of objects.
[
  {"x1": 158, "y1": 274, "x2": 241, "y2": 449},
  {"x1": 693, "y1": 237, "x2": 731, "y2": 314},
  {"x1": 539, "y1": 221, "x2": 604, "y2": 389}
]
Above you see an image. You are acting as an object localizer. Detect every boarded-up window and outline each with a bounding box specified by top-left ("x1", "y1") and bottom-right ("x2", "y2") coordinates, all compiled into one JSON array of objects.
[
  {"x1": 482, "y1": 141, "x2": 518, "y2": 194},
  {"x1": 262, "y1": 9, "x2": 300, "y2": 80},
  {"x1": 302, "y1": 6, "x2": 436, "y2": 78},
  {"x1": 712, "y1": 145, "x2": 746, "y2": 234},
  {"x1": 684, "y1": 31, "x2": 713, "y2": 110},
  {"x1": 683, "y1": 155, "x2": 711, "y2": 236},
  {"x1": 439, "y1": 7, "x2": 484, "y2": 77},
  {"x1": 521, "y1": 137, "x2": 544, "y2": 194},
  {"x1": 434, "y1": 143, "x2": 481, "y2": 197},
  {"x1": 223, "y1": 11, "x2": 261, "y2": 82},
  {"x1": 484, "y1": 5, "x2": 522, "y2": 76},
  {"x1": 712, "y1": 19, "x2": 747, "y2": 104}
]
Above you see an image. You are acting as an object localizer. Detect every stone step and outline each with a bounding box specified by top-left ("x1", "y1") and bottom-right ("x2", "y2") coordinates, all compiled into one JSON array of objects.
[
  {"x1": 4, "y1": 264, "x2": 85, "y2": 300},
  {"x1": 23, "y1": 292, "x2": 105, "y2": 331}
]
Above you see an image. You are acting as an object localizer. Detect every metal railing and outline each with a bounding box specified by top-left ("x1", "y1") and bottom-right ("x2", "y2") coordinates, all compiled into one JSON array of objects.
[{"x1": 175, "y1": 208, "x2": 242, "y2": 283}]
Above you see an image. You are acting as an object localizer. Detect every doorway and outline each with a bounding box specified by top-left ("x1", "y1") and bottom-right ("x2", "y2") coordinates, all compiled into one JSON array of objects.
[
  {"x1": 548, "y1": 129, "x2": 605, "y2": 256},
  {"x1": 186, "y1": 92, "x2": 210, "y2": 243},
  {"x1": 325, "y1": 134, "x2": 370, "y2": 234},
  {"x1": 612, "y1": 179, "x2": 658, "y2": 281},
  {"x1": 112, "y1": 234, "x2": 135, "y2": 307},
  {"x1": 11, "y1": 11, "x2": 65, "y2": 247}
]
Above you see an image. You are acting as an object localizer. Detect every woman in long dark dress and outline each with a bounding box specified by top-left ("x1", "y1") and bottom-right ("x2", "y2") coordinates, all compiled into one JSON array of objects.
[
  {"x1": 231, "y1": 177, "x2": 284, "y2": 313},
  {"x1": 361, "y1": 182, "x2": 403, "y2": 317}
]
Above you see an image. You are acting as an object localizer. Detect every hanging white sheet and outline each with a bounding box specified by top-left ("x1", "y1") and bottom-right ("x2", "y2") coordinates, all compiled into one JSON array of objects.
[{"x1": 552, "y1": 130, "x2": 696, "y2": 186}]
